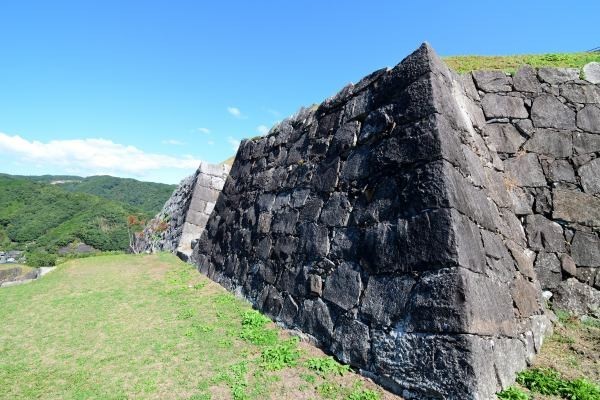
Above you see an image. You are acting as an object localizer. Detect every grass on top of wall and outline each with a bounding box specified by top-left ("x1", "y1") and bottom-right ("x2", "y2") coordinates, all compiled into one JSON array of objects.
[{"x1": 444, "y1": 52, "x2": 600, "y2": 74}]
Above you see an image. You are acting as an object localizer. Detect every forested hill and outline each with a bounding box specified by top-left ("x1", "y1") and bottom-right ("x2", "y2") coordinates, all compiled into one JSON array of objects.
[
  {"x1": 5, "y1": 174, "x2": 176, "y2": 215},
  {"x1": 0, "y1": 175, "x2": 147, "y2": 252}
]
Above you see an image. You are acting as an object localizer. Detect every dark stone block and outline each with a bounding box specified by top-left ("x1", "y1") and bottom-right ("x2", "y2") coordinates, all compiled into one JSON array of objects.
[
  {"x1": 299, "y1": 298, "x2": 335, "y2": 344},
  {"x1": 534, "y1": 252, "x2": 562, "y2": 290},
  {"x1": 545, "y1": 160, "x2": 576, "y2": 183},
  {"x1": 257, "y1": 193, "x2": 276, "y2": 212},
  {"x1": 322, "y1": 262, "x2": 362, "y2": 310},
  {"x1": 531, "y1": 95, "x2": 576, "y2": 130},
  {"x1": 480, "y1": 230, "x2": 511, "y2": 261},
  {"x1": 407, "y1": 268, "x2": 517, "y2": 336},
  {"x1": 360, "y1": 274, "x2": 415, "y2": 326},
  {"x1": 504, "y1": 153, "x2": 547, "y2": 187},
  {"x1": 371, "y1": 331, "x2": 498, "y2": 400},
  {"x1": 340, "y1": 146, "x2": 371, "y2": 183},
  {"x1": 524, "y1": 214, "x2": 566, "y2": 253},
  {"x1": 280, "y1": 294, "x2": 299, "y2": 326},
  {"x1": 579, "y1": 158, "x2": 600, "y2": 195},
  {"x1": 472, "y1": 70, "x2": 512, "y2": 92},
  {"x1": 299, "y1": 198, "x2": 324, "y2": 222},
  {"x1": 260, "y1": 285, "x2": 283, "y2": 317},
  {"x1": 571, "y1": 231, "x2": 600, "y2": 267},
  {"x1": 553, "y1": 278, "x2": 600, "y2": 317},
  {"x1": 256, "y1": 236, "x2": 272, "y2": 261},
  {"x1": 523, "y1": 129, "x2": 572, "y2": 158},
  {"x1": 312, "y1": 157, "x2": 340, "y2": 192},
  {"x1": 328, "y1": 227, "x2": 360, "y2": 260},
  {"x1": 510, "y1": 277, "x2": 541, "y2": 318},
  {"x1": 576, "y1": 267, "x2": 598, "y2": 287},
  {"x1": 272, "y1": 236, "x2": 299, "y2": 264},
  {"x1": 278, "y1": 265, "x2": 308, "y2": 298},
  {"x1": 513, "y1": 66, "x2": 541, "y2": 93},
  {"x1": 538, "y1": 67, "x2": 579, "y2": 84},
  {"x1": 481, "y1": 94, "x2": 528, "y2": 119},
  {"x1": 299, "y1": 222, "x2": 330, "y2": 259},
  {"x1": 328, "y1": 120, "x2": 359, "y2": 156},
  {"x1": 291, "y1": 188, "x2": 310, "y2": 207},
  {"x1": 370, "y1": 117, "x2": 445, "y2": 169},
  {"x1": 553, "y1": 189, "x2": 600, "y2": 226},
  {"x1": 359, "y1": 106, "x2": 394, "y2": 143},
  {"x1": 271, "y1": 209, "x2": 299, "y2": 235},
  {"x1": 483, "y1": 123, "x2": 526, "y2": 154},
  {"x1": 577, "y1": 106, "x2": 600, "y2": 134},
  {"x1": 332, "y1": 317, "x2": 371, "y2": 367},
  {"x1": 319, "y1": 192, "x2": 352, "y2": 227},
  {"x1": 361, "y1": 222, "x2": 403, "y2": 273},
  {"x1": 560, "y1": 83, "x2": 600, "y2": 104}
]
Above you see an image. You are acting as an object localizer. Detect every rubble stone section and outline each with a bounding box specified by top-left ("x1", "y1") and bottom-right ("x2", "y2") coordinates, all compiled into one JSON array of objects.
[
  {"x1": 140, "y1": 162, "x2": 229, "y2": 257},
  {"x1": 471, "y1": 60, "x2": 600, "y2": 318},
  {"x1": 191, "y1": 44, "x2": 554, "y2": 399}
]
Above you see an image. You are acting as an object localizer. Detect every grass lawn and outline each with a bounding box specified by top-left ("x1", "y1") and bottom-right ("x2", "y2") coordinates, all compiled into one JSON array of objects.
[
  {"x1": 443, "y1": 52, "x2": 600, "y2": 73},
  {"x1": 0, "y1": 253, "x2": 399, "y2": 400},
  {"x1": 1, "y1": 254, "x2": 597, "y2": 400}
]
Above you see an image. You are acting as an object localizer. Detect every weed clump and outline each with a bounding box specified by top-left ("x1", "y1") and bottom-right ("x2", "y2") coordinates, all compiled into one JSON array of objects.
[
  {"x1": 306, "y1": 356, "x2": 351, "y2": 376},
  {"x1": 260, "y1": 337, "x2": 301, "y2": 370},
  {"x1": 239, "y1": 310, "x2": 278, "y2": 346},
  {"x1": 496, "y1": 386, "x2": 529, "y2": 400},
  {"x1": 516, "y1": 368, "x2": 600, "y2": 400}
]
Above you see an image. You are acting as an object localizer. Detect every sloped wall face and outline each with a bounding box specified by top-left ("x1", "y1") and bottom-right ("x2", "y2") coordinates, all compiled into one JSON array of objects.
[
  {"x1": 141, "y1": 163, "x2": 229, "y2": 256},
  {"x1": 471, "y1": 67, "x2": 600, "y2": 316},
  {"x1": 192, "y1": 44, "x2": 550, "y2": 399},
  {"x1": 141, "y1": 172, "x2": 198, "y2": 253},
  {"x1": 178, "y1": 163, "x2": 229, "y2": 258}
]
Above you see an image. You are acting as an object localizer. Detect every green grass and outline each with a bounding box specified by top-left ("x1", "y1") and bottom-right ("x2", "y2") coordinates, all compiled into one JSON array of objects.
[
  {"x1": 0, "y1": 253, "x2": 391, "y2": 400},
  {"x1": 444, "y1": 52, "x2": 600, "y2": 73}
]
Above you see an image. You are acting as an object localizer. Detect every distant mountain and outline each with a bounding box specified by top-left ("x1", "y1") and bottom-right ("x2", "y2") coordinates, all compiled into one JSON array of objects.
[
  {"x1": 4, "y1": 174, "x2": 176, "y2": 215},
  {"x1": 0, "y1": 175, "x2": 148, "y2": 253}
]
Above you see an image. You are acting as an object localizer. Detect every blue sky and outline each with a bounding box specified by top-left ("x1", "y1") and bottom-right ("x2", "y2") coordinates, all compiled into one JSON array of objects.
[{"x1": 0, "y1": 1, "x2": 597, "y2": 184}]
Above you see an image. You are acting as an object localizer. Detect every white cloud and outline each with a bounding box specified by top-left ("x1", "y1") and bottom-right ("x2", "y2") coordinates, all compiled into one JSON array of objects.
[
  {"x1": 0, "y1": 132, "x2": 201, "y2": 176},
  {"x1": 227, "y1": 136, "x2": 241, "y2": 151},
  {"x1": 256, "y1": 125, "x2": 269, "y2": 135},
  {"x1": 227, "y1": 106, "x2": 244, "y2": 119},
  {"x1": 197, "y1": 127, "x2": 210, "y2": 134},
  {"x1": 207, "y1": 140, "x2": 215, "y2": 146},
  {"x1": 161, "y1": 139, "x2": 184, "y2": 145}
]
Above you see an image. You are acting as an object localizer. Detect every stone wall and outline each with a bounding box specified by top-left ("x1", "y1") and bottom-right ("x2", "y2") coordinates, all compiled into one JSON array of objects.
[
  {"x1": 189, "y1": 44, "x2": 570, "y2": 399},
  {"x1": 141, "y1": 162, "x2": 229, "y2": 258},
  {"x1": 0, "y1": 267, "x2": 23, "y2": 284},
  {"x1": 471, "y1": 66, "x2": 600, "y2": 317},
  {"x1": 0, "y1": 267, "x2": 40, "y2": 287}
]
